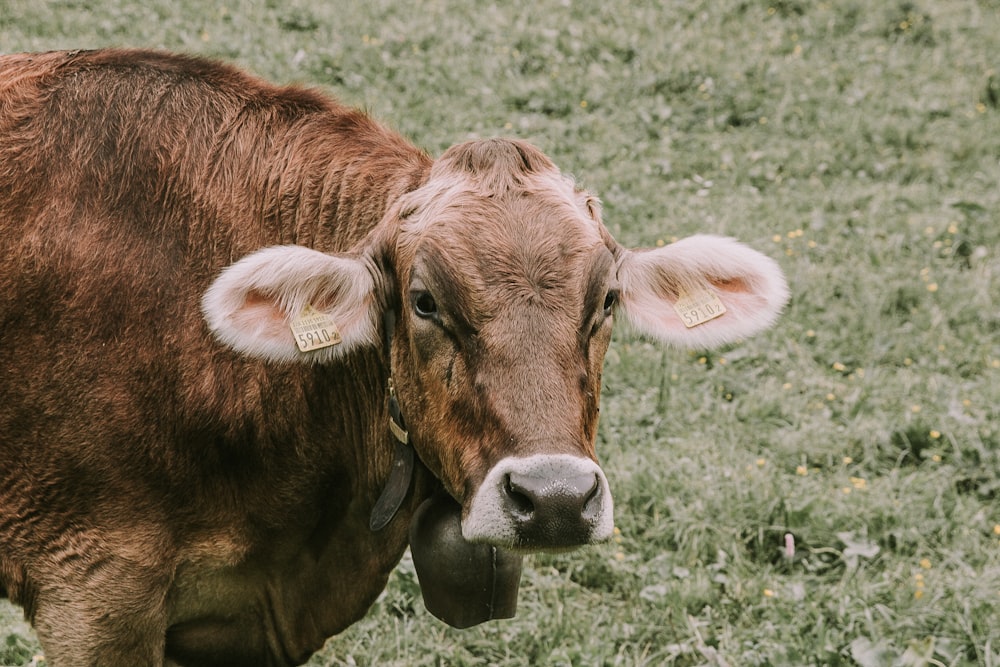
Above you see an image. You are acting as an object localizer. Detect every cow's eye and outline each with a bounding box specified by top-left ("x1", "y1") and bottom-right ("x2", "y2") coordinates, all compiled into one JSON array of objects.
[
  {"x1": 602, "y1": 290, "x2": 618, "y2": 317},
  {"x1": 413, "y1": 291, "x2": 438, "y2": 319}
]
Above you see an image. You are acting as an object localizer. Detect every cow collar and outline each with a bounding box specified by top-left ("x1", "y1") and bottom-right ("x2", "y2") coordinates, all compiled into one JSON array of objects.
[{"x1": 369, "y1": 309, "x2": 415, "y2": 532}]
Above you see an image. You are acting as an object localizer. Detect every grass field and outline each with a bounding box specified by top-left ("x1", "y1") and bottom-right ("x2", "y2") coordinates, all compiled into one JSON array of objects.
[{"x1": 2, "y1": 0, "x2": 999, "y2": 665}]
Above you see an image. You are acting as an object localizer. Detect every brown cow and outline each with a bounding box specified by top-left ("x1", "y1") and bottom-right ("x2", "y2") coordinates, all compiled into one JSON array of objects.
[{"x1": 0, "y1": 49, "x2": 788, "y2": 666}]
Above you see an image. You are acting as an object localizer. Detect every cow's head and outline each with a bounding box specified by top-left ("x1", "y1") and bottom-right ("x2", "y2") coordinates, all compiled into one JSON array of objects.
[{"x1": 202, "y1": 139, "x2": 788, "y2": 552}]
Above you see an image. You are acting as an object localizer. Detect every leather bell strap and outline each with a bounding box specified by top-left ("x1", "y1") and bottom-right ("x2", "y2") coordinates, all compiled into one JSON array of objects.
[
  {"x1": 369, "y1": 434, "x2": 414, "y2": 531},
  {"x1": 369, "y1": 310, "x2": 416, "y2": 532}
]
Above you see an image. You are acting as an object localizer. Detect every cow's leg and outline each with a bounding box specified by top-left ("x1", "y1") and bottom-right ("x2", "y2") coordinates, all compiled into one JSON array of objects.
[{"x1": 31, "y1": 561, "x2": 169, "y2": 667}]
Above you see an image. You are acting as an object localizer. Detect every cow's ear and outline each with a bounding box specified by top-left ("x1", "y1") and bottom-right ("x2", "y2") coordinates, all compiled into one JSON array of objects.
[
  {"x1": 616, "y1": 235, "x2": 789, "y2": 349},
  {"x1": 201, "y1": 245, "x2": 383, "y2": 363}
]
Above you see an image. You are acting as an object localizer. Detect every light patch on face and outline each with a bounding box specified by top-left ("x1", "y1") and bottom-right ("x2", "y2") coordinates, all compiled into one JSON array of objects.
[{"x1": 395, "y1": 160, "x2": 603, "y2": 247}]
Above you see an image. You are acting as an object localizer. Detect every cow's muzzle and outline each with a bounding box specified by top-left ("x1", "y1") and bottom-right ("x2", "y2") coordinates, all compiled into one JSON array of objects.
[{"x1": 462, "y1": 454, "x2": 614, "y2": 550}]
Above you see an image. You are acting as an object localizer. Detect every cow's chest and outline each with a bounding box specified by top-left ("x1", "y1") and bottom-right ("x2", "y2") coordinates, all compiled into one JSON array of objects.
[{"x1": 164, "y1": 504, "x2": 413, "y2": 666}]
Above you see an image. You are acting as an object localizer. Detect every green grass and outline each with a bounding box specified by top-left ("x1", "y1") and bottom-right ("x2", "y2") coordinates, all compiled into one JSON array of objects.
[{"x1": 3, "y1": 0, "x2": 999, "y2": 665}]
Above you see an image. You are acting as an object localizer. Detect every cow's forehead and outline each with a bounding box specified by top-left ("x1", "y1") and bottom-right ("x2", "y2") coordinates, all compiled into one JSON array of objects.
[
  {"x1": 401, "y1": 171, "x2": 599, "y2": 234},
  {"x1": 403, "y1": 179, "x2": 599, "y2": 242},
  {"x1": 397, "y1": 142, "x2": 604, "y2": 260},
  {"x1": 390, "y1": 139, "x2": 614, "y2": 324},
  {"x1": 396, "y1": 177, "x2": 608, "y2": 295}
]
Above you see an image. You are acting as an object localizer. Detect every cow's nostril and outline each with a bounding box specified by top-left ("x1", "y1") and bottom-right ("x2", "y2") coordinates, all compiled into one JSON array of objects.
[
  {"x1": 581, "y1": 474, "x2": 601, "y2": 518},
  {"x1": 501, "y1": 470, "x2": 604, "y2": 546},
  {"x1": 503, "y1": 474, "x2": 535, "y2": 519}
]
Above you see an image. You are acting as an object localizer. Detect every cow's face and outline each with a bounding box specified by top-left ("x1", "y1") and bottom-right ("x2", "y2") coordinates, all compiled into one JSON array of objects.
[
  {"x1": 388, "y1": 140, "x2": 618, "y2": 549},
  {"x1": 202, "y1": 138, "x2": 789, "y2": 552}
]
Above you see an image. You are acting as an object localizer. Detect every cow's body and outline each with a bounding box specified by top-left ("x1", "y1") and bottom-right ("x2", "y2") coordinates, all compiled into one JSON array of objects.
[
  {"x1": 0, "y1": 50, "x2": 788, "y2": 666},
  {"x1": 0, "y1": 49, "x2": 433, "y2": 666}
]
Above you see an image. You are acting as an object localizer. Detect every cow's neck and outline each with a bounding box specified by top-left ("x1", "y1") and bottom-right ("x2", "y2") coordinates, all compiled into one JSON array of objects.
[{"x1": 270, "y1": 134, "x2": 431, "y2": 254}]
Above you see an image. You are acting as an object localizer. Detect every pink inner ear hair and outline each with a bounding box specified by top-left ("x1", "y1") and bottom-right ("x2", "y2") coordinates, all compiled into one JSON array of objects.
[
  {"x1": 243, "y1": 290, "x2": 272, "y2": 308},
  {"x1": 243, "y1": 289, "x2": 287, "y2": 324},
  {"x1": 709, "y1": 277, "x2": 751, "y2": 294}
]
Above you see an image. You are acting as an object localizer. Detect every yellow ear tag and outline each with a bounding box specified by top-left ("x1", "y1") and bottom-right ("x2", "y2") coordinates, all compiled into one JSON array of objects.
[
  {"x1": 672, "y1": 288, "x2": 727, "y2": 328},
  {"x1": 290, "y1": 304, "x2": 343, "y2": 352}
]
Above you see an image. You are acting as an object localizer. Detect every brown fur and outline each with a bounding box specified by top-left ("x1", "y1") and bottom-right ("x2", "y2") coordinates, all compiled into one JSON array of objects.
[
  {"x1": 0, "y1": 49, "x2": 435, "y2": 666},
  {"x1": 0, "y1": 50, "x2": 618, "y2": 666}
]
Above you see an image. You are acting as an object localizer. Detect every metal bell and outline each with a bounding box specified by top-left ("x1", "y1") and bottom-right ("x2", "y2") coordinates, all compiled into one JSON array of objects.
[{"x1": 409, "y1": 494, "x2": 523, "y2": 628}]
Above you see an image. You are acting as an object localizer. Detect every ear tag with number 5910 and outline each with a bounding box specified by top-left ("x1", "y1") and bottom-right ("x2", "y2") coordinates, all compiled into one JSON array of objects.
[
  {"x1": 290, "y1": 304, "x2": 343, "y2": 352},
  {"x1": 672, "y1": 288, "x2": 727, "y2": 328}
]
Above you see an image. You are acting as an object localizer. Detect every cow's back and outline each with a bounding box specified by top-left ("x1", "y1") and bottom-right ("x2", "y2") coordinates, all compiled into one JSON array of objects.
[{"x1": 0, "y1": 49, "x2": 420, "y2": 254}]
